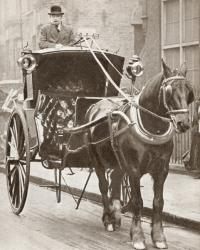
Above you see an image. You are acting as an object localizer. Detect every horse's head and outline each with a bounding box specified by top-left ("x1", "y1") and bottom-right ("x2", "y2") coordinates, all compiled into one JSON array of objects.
[{"x1": 160, "y1": 60, "x2": 194, "y2": 133}]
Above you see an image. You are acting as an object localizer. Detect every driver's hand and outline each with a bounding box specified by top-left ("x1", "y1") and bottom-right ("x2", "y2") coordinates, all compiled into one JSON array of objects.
[{"x1": 55, "y1": 43, "x2": 63, "y2": 48}]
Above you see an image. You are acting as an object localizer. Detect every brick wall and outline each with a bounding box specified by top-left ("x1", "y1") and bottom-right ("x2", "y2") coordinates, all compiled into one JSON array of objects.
[
  {"x1": 36, "y1": 0, "x2": 135, "y2": 59},
  {"x1": 0, "y1": 0, "x2": 138, "y2": 82}
]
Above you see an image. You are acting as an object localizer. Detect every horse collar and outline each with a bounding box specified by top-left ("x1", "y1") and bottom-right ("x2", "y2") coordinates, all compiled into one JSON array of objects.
[{"x1": 128, "y1": 94, "x2": 174, "y2": 145}]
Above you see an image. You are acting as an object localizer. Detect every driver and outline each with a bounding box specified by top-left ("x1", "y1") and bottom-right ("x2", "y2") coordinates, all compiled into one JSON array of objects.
[{"x1": 39, "y1": 5, "x2": 75, "y2": 49}]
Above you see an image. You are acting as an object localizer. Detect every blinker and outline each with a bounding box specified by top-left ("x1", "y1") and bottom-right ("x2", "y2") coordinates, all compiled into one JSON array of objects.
[{"x1": 165, "y1": 85, "x2": 172, "y2": 99}]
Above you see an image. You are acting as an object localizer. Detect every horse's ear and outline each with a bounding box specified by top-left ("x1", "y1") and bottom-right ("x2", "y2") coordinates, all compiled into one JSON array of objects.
[
  {"x1": 161, "y1": 59, "x2": 172, "y2": 78},
  {"x1": 179, "y1": 62, "x2": 187, "y2": 77}
]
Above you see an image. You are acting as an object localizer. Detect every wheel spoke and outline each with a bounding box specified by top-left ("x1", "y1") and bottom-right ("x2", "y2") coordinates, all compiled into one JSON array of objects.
[
  {"x1": 12, "y1": 183, "x2": 18, "y2": 208},
  {"x1": 7, "y1": 165, "x2": 17, "y2": 178},
  {"x1": 13, "y1": 169, "x2": 20, "y2": 208},
  {"x1": 19, "y1": 146, "x2": 26, "y2": 159},
  {"x1": 8, "y1": 166, "x2": 17, "y2": 195},
  {"x1": 18, "y1": 133, "x2": 25, "y2": 156},
  {"x1": 9, "y1": 163, "x2": 25, "y2": 208},
  {"x1": 8, "y1": 139, "x2": 18, "y2": 159},
  {"x1": 18, "y1": 162, "x2": 26, "y2": 186},
  {"x1": 18, "y1": 168, "x2": 24, "y2": 203},
  {"x1": 10, "y1": 173, "x2": 17, "y2": 199},
  {"x1": 13, "y1": 117, "x2": 19, "y2": 149},
  {"x1": 10, "y1": 127, "x2": 18, "y2": 152},
  {"x1": 18, "y1": 165, "x2": 26, "y2": 204},
  {"x1": 8, "y1": 141, "x2": 16, "y2": 152}
]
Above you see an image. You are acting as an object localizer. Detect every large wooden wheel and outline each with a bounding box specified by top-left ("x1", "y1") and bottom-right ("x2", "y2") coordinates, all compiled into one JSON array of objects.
[{"x1": 6, "y1": 108, "x2": 30, "y2": 214}]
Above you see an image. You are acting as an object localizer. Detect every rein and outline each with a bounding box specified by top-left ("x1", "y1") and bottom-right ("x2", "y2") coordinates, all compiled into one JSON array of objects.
[
  {"x1": 83, "y1": 37, "x2": 131, "y2": 101},
  {"x1": 85, "y1": 37, "x2": 172, "y2": 124},
  {"x1": 131, "y1": 101, "x2": 171, "y2": 123},
  {"x1": 83, "y1": 37, "x2": 188, "y2": 128}
]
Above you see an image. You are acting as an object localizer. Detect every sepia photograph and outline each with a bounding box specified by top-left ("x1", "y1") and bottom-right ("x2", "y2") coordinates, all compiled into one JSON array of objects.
[{"x1": 0, "y1": 0, "x2": 199, "y2": 249}]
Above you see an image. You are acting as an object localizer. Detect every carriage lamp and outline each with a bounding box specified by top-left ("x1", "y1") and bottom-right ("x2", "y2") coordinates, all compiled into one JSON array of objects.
[
  {"x1": 126, "y1": 55, "x2": 144, "y2": 77},
  {"x1": 17, "y1": 54, "x2": 37, "y2": 74}
]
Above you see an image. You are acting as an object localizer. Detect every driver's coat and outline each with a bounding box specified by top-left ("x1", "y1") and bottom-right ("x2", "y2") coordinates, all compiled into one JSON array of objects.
[{"x1": 39, "y1": 24, "x2": 75, "y2": 49}]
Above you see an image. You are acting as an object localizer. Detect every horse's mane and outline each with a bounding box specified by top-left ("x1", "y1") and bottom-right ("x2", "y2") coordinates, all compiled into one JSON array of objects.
[
  {"x1": 139, "y1": 72, "x2": 165, "y2": 113},
  {"x1": 138, "y1": 71, "x2": 170, "y2": 133},
  {"x1": 142, "y1": 72, "x2": 164, "y2": 99}
]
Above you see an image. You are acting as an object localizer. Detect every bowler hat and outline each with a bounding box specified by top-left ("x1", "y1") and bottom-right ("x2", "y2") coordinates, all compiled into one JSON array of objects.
[{"x1": 48, "y1": 5, "x2": 64, "y2": 15}]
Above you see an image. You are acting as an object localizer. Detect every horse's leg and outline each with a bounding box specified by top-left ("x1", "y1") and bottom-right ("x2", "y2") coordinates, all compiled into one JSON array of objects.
[
  {"x1": 91, "y1": 143, "x2": 118, "y2": 232},
  {"x1": 109, "y1": 168, "x2": 124, "y2": 230},
  {"x1": 118, "y1": 148, "x2": 146, "y2": 249},
  {"x1": 129, "y1": 175, "x2": 146, "y2": 250},
  {"x1": 94, "y1": 164, "x2": 114, "y2": 231},
  {"x1": 151, "y1": 160, "x2": 169, "y2": 249}
]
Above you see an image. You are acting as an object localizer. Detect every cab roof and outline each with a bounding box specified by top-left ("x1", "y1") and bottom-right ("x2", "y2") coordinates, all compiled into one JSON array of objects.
[{"x1": 25, "y1": 46, "x2": 124, "y2": 59}]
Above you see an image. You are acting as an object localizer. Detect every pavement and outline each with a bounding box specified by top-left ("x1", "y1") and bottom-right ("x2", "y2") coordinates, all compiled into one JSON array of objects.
[{"x1": 0, "y1": 162, "x2": 200, "y2": 232}]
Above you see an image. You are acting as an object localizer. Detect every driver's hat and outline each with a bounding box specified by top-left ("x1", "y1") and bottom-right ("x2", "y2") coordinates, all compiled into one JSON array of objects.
[{"x1": 48, "y1": 5, "x2": 64, "y2": 15}]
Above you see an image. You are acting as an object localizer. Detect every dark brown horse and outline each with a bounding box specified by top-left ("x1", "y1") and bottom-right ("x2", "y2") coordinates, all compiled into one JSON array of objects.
[{"x1": 85, "y1": 60, "x2": 194, "y2": 249}]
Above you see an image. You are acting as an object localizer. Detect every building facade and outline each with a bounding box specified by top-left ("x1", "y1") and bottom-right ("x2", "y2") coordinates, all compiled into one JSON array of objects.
[{"x1": 0, "y1": 0, "x2": 140, "y2": 81}]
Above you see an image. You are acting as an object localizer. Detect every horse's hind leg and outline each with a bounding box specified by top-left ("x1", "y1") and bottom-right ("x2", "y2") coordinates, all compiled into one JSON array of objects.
[
  {"x1": 109, "y1": 169, "x2": 124, "y2": 230},
  {"x1": 92, "y1": 145, "x2": 123, "y2": 231},
  {"x1": 95, "y1": 165, "x2": 115, "y2": 231},
  {"x1": 151, "y1": 160, "x2": 169, "y2": 249}
]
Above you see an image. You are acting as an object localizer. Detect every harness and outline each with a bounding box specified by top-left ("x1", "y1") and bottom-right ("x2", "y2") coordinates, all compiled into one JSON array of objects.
[
  {"x1": 63, "y1": 39, "x2": 191, "y2": 206},
  {"x1": 83, "y1": 36, "x2": 188, "y2": 128},
  {"x1": 159, "y1": 75, "x2": 189, "y2": 130},
  {"x1": 65, "y1": 38, "x2": 189, "y2": 169}
]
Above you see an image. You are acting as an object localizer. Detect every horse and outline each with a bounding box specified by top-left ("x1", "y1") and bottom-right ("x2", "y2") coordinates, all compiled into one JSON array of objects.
[{"x1": 85, "y1": 60, "x2": 194, "y2": 249}]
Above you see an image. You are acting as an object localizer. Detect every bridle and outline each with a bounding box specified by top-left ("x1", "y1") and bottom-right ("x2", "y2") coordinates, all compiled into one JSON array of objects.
[
  {"x1": 82, "y1": 36, "x2": 189, "y2": 131},
  {"x1": 160, "y1": 75, "x2": 189, "y2": 130}
]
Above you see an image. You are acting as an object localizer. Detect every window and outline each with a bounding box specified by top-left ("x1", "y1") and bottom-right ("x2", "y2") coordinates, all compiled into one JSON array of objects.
[
  {"x1": 183, "y1": 0, "x2": 199, "y2": 43},
  {"x1": 164, "y1": 0, "x2": 179, "y2": 45},
  {"x1": 162, "y1": 0, "x2": 199, "y2": 96},
  {"x1": 161, "y1": 0, "x2": 200, "y2": 165}
]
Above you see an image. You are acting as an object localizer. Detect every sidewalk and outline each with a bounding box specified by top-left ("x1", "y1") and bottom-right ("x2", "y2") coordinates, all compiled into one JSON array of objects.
[{"x1": 1, "y1": 163, "x2": 200, "y2": 231}]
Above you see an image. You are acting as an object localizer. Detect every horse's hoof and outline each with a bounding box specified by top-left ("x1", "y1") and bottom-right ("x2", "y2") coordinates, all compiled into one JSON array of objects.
[
  {"x1": 132, "y1": 242, "x2": 146, "y2": 250},
  {"x1": 106, "y1": 224, "x2": 114, "y2": 232},
  {"x1": 154, "y1": 241, "x2": 168, "y2": 249}
]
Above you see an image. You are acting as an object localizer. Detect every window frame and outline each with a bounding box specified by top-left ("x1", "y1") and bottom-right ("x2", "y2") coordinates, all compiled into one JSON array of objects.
[{"x1": 161, "y1": 0, "x2": 199, "y2": 63}]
